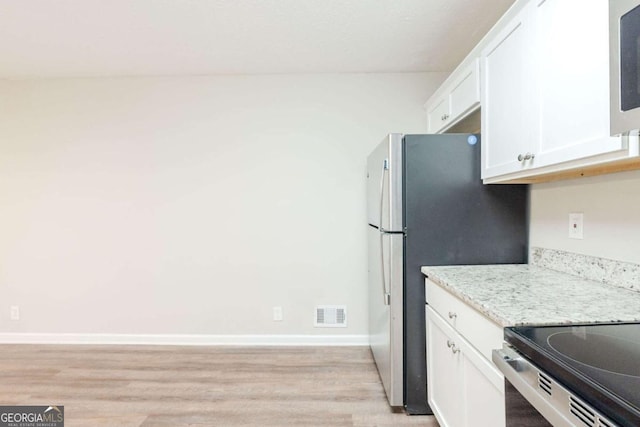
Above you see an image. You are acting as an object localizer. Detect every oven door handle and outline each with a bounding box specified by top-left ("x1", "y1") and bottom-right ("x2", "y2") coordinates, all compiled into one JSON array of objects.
[{"x1": 492, "y1": 347, "x2": 527, "y2": 373}]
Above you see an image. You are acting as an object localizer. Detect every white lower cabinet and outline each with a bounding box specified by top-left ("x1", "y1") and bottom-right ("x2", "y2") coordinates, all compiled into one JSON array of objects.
[
  {"x1": 426, "y1": 305, "x2": 505, "y2": 427},
  {"x1": 426, "y1": 307, "x2": 465, "y2": 427}
]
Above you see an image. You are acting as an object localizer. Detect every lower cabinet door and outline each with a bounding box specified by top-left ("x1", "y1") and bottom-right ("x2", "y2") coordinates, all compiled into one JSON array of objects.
[
  {"x1": 426, "y1": 307, "x2": 464, "y2": 427},
  {"x1": 427, "y1": 306, "x2": 506, "y2": 427},
  {"x1": 462, "y1": 343, "x2": 506, "y2": 427}
]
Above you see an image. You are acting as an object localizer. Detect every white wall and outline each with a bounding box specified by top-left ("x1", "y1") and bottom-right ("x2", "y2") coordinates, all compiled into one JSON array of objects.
[
  {"x1": 530, "y1": 170, "x2": 640, "y2": 264},
  {"x1": 0, "y1": 73, "x2": 447, "y2": 341}
]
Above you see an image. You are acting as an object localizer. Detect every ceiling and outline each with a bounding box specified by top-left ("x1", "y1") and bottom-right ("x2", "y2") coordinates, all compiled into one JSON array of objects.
[{"x1": 0, "y1": 0, "x2": 515, "y2": 78}]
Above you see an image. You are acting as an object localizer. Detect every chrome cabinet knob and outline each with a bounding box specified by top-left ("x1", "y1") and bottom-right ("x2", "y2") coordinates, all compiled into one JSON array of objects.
[
  {"x1": 448, "y1": 311, "x2": 457, "y2": 319},
  {"x1": 446, "y1": 340, "x2": 460, "y2": 353},
  {"x1": 517, "y1": 152, "x2": 535, "y2": 162},
  {"x1": 524, "y1": 152, "x2": 534, "y2": 160}
]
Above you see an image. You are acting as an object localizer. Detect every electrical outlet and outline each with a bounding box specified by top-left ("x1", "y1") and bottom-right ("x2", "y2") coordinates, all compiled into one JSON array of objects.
[
  {"x1": 569, "y1": 213, "x2": 584, "y2": 239},
  {"x1": 10, "y1": 306, "x2": 19, "y2": 321},
  {"x1": 273, "y1": 306, "x2": 283, "y2": 321}
]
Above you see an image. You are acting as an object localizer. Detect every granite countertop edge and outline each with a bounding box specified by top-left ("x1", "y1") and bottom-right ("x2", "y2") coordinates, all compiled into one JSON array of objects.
[
  {"x1": 421, "y1": 264, "x2": 640, "y2": 328},
  {"x1": 423, "y1": 268, "x2": 513, "y2": 327}
]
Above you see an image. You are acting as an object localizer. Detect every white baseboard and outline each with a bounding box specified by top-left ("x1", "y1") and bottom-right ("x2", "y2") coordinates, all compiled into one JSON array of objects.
[{"x1": 0, "y1": 333, "x2": 369, "y2": 346}]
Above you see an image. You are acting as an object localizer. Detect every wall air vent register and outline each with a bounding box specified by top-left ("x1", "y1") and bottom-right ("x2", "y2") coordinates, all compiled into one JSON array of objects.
[{"x1": 314, "y1": 305, "x2": 347, "y2": 328}]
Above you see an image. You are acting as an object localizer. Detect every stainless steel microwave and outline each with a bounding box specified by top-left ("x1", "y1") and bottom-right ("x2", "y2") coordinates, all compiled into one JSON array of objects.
[{"x1": 611, "y1": 0, "x2": 640, "y2": 135}]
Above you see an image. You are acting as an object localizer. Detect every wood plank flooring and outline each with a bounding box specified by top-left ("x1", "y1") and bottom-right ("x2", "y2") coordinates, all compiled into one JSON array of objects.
[{"x1": 0, "y1": 345, "x2": 439, "y2": 426}]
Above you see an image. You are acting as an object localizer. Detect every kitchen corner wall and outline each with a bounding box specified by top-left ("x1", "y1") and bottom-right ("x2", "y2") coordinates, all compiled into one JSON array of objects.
[
  {"x1": 530, "y1": 169, "x2": 640, "y2": 265},
  {"x1": 0, "y1": 73, "x2": 446, "y2": 342}
]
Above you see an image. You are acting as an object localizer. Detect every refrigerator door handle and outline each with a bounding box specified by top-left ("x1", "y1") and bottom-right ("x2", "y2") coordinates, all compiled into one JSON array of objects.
[
  {"x1": 379, "y1": 232, "x2": 391, "y2": 305},
  {"x1": 379, "y1": 159, "x2": 391, "y2": 306},
  {"x1": 378, "y1": 157, "x2": 388, "y2": 233}
]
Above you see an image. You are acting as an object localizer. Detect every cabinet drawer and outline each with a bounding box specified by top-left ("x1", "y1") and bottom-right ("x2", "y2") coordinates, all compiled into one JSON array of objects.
[{"x1": 425, "y1": 278, "x2": 503, "y2": 361}]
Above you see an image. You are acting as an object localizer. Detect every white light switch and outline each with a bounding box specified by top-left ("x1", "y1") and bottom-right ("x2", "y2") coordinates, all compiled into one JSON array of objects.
[{"x1": 569, "y1": 213, "x2": 584, "y2": 239}]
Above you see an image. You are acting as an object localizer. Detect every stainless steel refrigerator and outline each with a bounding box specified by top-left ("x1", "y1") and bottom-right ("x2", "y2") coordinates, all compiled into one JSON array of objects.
[{"x1": 367, "y1": 133, "x2": 528, "y2": 414}]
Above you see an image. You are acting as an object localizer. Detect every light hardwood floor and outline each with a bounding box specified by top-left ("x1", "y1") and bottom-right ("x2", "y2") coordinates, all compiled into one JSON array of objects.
[{"x1": 0, "y1": 345, "x2": 439, "y2": 427}]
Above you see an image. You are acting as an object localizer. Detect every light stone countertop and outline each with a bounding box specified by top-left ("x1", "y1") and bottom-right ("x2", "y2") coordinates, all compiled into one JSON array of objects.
[{"x1": 421, "y1": 264, "x2": 640, "y2": 327}]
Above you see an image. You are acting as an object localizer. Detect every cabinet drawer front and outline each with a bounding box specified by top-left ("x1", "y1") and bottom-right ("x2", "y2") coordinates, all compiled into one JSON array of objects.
[{"x1": 426, "y1": 278, "x2": 503, "y2": 361}]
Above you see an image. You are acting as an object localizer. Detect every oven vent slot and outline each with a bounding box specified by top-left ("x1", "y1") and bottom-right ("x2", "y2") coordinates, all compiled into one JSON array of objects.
[
  {"x1": 570, "y1": 396, "x2": 596, "y2": 427},
  {"x1": 598, "y1": 418, "x2": 613, "y2": 427},
  {"x1": 537, "y1": 372, "x2": 552, "y2": 396}
]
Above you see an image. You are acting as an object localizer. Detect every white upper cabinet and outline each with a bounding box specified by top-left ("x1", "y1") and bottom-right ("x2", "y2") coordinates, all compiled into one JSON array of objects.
[
  {"x1": 480, "y1": 0, "x2": 639, "y2": 183},
  {"x1": 427, "y1": 95, "x2": 451, "y2": 133},
  {"x1": 426, "y1": 59, "x2": 480, "y2": 134},
  {"x1": 481, "y1": 2, "x2": 537, "y2": 178},
  {"x1": 449, "y1": 59, "x2": 481, "y2": 123},
  {"x1": 534, "y1": 0, "x2": 624, "y2": 165}
]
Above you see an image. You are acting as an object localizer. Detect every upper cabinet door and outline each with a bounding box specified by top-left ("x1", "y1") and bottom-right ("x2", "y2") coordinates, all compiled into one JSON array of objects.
[
  {"x1": 449, "y1": 59, "x2": 480, "y2": 121},
  {"x1": 425, "y1": 59, "x2": 481, "y2": 134},
  {"x1": 534, "y1": 0, "x2": 625, "y2": 166},
  {"x1": 481, "y1": 2, "x2": 538, "y2": 179},
  {"x1": 427, "y1": 95, "x2": 451, "y2": 133},
  {"x1": 479, "y1": 0, "x2": 638, "y2": 183}
]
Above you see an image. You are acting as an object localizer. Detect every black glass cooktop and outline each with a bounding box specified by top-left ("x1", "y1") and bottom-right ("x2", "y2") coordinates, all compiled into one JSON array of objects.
[{"x1": 505, "y1": 322, "x2": 640, "y2": 427}]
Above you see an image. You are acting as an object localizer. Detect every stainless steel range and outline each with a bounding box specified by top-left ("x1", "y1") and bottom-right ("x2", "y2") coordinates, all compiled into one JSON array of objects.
[{"x1": 493, "y1": 322, "x2": 640, "y2": 427}]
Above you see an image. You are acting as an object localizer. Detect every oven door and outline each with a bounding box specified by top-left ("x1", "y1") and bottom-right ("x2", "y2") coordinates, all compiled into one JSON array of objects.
[
  {"x1": 610, "y1": 0, "x2": 640, "y2": 136},
  {"x1": 492, "y1": 345, "x2": 618, "y2": 427},
  {"x1": 503, "y1": 380, "x2": 552, "y2": 427}
]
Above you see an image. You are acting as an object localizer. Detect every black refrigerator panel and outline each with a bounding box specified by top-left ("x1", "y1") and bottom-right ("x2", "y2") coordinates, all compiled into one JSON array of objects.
[{"x1": 402, "y1": 134, "x2": 528, "y2": 414}]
